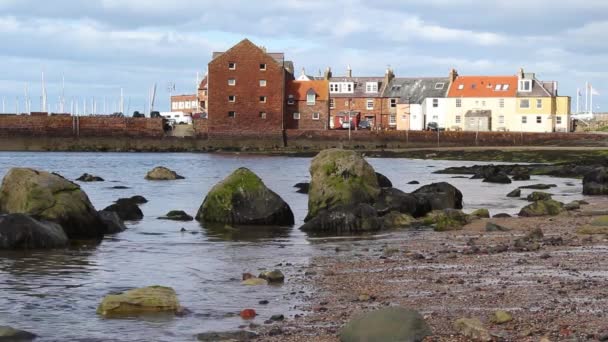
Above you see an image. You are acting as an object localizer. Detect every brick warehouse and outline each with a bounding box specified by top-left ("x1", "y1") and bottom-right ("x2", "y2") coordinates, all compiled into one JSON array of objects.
[
  {"x1": 207, "y1": 39, "x2": 294, "y2": 134},
  {"x1": 285, "y1": 79, "x2": 330, "y2": 130}
]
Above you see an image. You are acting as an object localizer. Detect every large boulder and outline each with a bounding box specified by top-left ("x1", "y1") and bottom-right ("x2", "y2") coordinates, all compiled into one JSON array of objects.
[
  {"x1": 103, "y1": 201, "x2": 143, "y2": 221},
  {"x1": 145, "y1": 166, "x2": 185, "y2": 180},
  {"x1": 374, "y1": 188, "x2": 418, "y2": 216},
  {"x1": 583, "y1": 167, "x2": 608, "y2": 195},
  {"x1": 294, "y1": 182, "x2": 310, "y2": 194},
  {"x1": 482, "y1": 172, "x2": 512, "y2": 184},
  {"x1": 519, "y1": 200, "x2": 564, "y2": 217},
  {"x1": 158, "y1": 210, "x2": 193, "y2": 222},
  {"x1": 97, "y1": 286, "x2": 183, "y2": 317},
  {"x1": 412, "y1": 182, "x2": 463, "y2": 217},
  {"x1": 340, "y1": 307, "x2": 431, "y2": 342},
  {"x1": 300, "y1": 204, "x2": 382, "y2": 234},
  {"x1": 0, "y1": 214, "x2": 68, "y2": 249},
  {"x1": 511, "y1": 167, "x2": 531, "y2": 181},
  {"x1": 375, "y1": 172, "x2": 393, "y2": 188},
  {"x1": 526, "y1": 191, "x2": 552, "y2": 202},
  {"x1": 307, "y1": 149, "x2": 380, "y2": 221},
  {"x1": 196, "y1": 168, "x2": 294, "y2": 226},
  {"x1": 98, "y1": 211, "x2": 127, "y2": 234},
  {"x1": 76, "y1": 173, "x2": 104, "y2": 182},
  {"x1": 0, "y1": 168, "x2": 106, "y2": 239},
  {"x1": 0, "y1": 326, "x2": 37, "y2": 341}
]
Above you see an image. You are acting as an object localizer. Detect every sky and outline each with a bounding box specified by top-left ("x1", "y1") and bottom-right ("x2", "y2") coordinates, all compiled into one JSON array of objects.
[{"x1": 0, "y1": 0, "x2": 606, "y2": 114}]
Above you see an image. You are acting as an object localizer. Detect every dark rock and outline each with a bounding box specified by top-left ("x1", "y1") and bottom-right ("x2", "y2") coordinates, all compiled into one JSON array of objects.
[
  {"x1": 422, "y1": 209, "x2": 471, "y2": 232},
  {"x1": 259, "y1": 270, "x2": 285, "y2": 284},
  {"x1": 145, "y1": 166, "x2": 185, "y2": 180},
  {"x1": 382, "y1": 211, "x2": 415, "y2": 229},
  {"x1": 340, "y1": 307, "x2": 431, "y2": 342},
  {"x1": 300, "y1": 204, "x2": 382, "y2": 234},
  {"x1": 103, "y1": 201, "x2": 143, "y2": 221},
  {"x1": 507, "y1": 188, "x2": 521, "y2": 198},
  {"x1": 583, "y1": 167, "x2": 608, "y2": 195},
  {"x1": 270, "y1": 314, "x2": 284, "y2": 321},
  {"x1": 412, "y1": 182, "x2": 463, "y2": 217},
  {"x1": 519, "y1": 184, "x2": 557, "y2": 190},
  {"x1": 76, "y1": 173, "x2": 104, "y2": 182},
  {"x1": 294, "y1": 182, "x2": 310, "y2": 194},
  {"x1": 98, "y1": 210, "x2": 127, "y2": 234},
  {"x1": 519, "y1": 200, "x2": 564, "y2": 217},
  {"x1": 493, "y1": 213, "x2": 512, "y2": 218},
  {"x1": 408, "y1": 180, "x2": 420, "y2": 184},
  {"x1": 511, "y1": 167, "x2": 531, "y2": 181},
  {"x1": 483, "y1": 172, "x2": 512, "y2": 184},
  {"x1": 196, "y1": 331, "x2": 258, "y2": 341},
  {"x1": 258, "y1": 300, "x2": 269, "y2": 305},
  {"x1": 564, "y1": 201, "x2": 581, "y2": 211},
  {"x1": 526, "y1": 191, "x2": 552, "y2": 202},
  {"x1": 374, "y1": 188, "x2": 418, "y2": 216},
  {"x1": 110, "y1": 186, "x2": 130, "y2": 190},
  {"x1": 486, "y1": 222, "x2": 511, "y2": 232},
  {"x1": 471, "y1": 208, "x2": 490, "y2": 218},
  {"x1": 0, "y1": 325, "x2": 37, "y2": 341},
  {"x1": 0, "y1": 214, "x2": 68, "y2": 249},
  {"x1": 525, "y1": 228, "x2": 544, "y2": 241},
  {"x1": 375, "y1": 172, "x2": 393, "y2": 188},
  {"x1": 158, "y1": 210, "x2": 193, "y2": 222},
  {"x1": 197, "y1": 168, "x2": 294, "y2": 226}
]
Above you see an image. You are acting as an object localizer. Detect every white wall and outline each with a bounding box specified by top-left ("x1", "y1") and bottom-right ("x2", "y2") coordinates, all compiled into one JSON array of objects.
[
  {"x1": 410, "y1": 104, "x2": 424, "y2": 130},
  {"x1": 423, "y1": 98, "x2": 448, "y2": 129}
]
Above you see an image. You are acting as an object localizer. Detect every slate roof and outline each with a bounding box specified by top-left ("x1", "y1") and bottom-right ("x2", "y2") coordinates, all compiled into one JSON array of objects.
[
  {"x1": 448, "y1": 76, "x2": 518, "y2": 98},
  {"x1": 383, "y1": 77, "x2": 450, "y2": 104},
  {"x1": 516, "y1": 80, "x2": 556, "y2": 97},
  {"x1": 329, "y1": 77, "x2": 385, "y2": 98}
]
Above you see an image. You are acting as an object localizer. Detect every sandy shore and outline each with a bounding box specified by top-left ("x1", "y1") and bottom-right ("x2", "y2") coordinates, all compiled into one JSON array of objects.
[{"x1": 259, "y1": 197, "x2": 608, "y2": 341}]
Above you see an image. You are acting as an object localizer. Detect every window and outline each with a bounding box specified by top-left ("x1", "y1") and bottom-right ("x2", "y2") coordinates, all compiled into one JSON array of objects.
[
  {"x1": 330, "y1": 83, "x2": 340, "y2": 93},
  {"x1": 330, "y1": 98, "x2": 335, "y2": 109},
  {"x1": 172, "y1": 102, "x2": 177, "y2": 110},
  {"x1": 185, "y1": 101, "x2": 191, "y2": 109},
  {"x1": 179, "y1": 102, "x2": 184, "y2": 109},
  {"x1": 307, "y1": 93, "x2": 316, "y2": 105},
  {"x1": 499, "y1": 115, "x2": 505, "y2": 124},
  {"x1": 522, "y1": 116, "x2": 527, "y2": 124},
  {"x1": 389, "y1": 114, "x2": 396, "y2": 125},
  {"x1": 366, "y1": 99, "x2": 374, "y2": 110},
  {"x1": 346, "y1": 83, "x2": 353, "y2": 92},
  {"x1": 260, "y1": 63, "x2": 266, "y2": 71},
  {"x1": 495, "y1": 84, "x2": 502, "y2": 91},
  {"x1": 228, "y1": 111, "x2": 236, "y2": 118},
  {"x1": 455, "y1": 115, "x2": 461, "y2": 124},
  {"x1": 481, "y1": 101, "x2": 486, "y2": 107},
  {"x1": 312, "y1": 112, "x2": 320, "y2": 120},
  {"x1": 556, "y1": 116, "x2": 562, "y2": 124},
  {"x1": 536, "y1": 99, "x2": 542, "y2": 109},
  {"x1": 259, "y1": 112, "x2": 266, "y2": 119},
  {"x1": 471, "y1": 84, "x2": 477, "y2": 89},
  {"x1": 259, "y1": 96, "x2": 267, "y2": 103},
  {"x1": 192, "y1": 101, "x2": 197, "y2": 108},
  {"x1": 536, "y1": 116, "x2": 542, "y2": 124},
  {"x1": 458, "y1": 84, "x2": 464, "y2": 90},
  {"x1": 293, "y1": 112, "x2": 300, "y2": 120},
  {"x1": 390, "y1": 98, "x2": 397, "y2": 108},
  {"x1": 228, "y1": 62, "x2": 236, "y2": 70},
  {"x1": 344, "y1": 100, "x2": 349, "y2": 106},
  {"x1": 435, "y1": 82, "x2": 445, "y2": 90},
  {"x1": 366, "y1": 82, "x2": 378, "y2": 93},
  {"x1": 502, "y1": 84, "x2": 510, "y2": 90},
  {"x1": 259, "y1": 80, "x2": 267, "y2": 87},
  {"x1": 519, "y1": 80, "x2": 532, "y2": 92},
  {"x1": 520, "y1": 99, "x2": 530, "y2": 108},
  {"x1": 499, "y1": 99, "x2": 505, "y2": 108},
  {"x1": 228, "y1": 95, "x2": 236, "y2": 103},
  {"x1": 433, "y1": 99, "x2": 439, "y2": 108},
  {"x1": 287, "y1": 95, "x2": 294, "y2": 105},
  {"x1": 228, "y1": 79, "x2": 236, "y2": 86},
  {"x1": 432, "y1": 115, "x2": 438, "y2": 120},
  {"x1": 456, "y1": 99, "x2": 462, "y2": 108}
]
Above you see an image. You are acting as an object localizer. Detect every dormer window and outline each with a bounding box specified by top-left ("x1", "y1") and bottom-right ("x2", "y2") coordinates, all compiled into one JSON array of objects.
[
  {"x1": 366, "y1": 82, "x2": 379, "y2": 93},
  {"x1": 502, "y1": 84, "x2": 510, "y2": 90},
  {"x1": 519, "y1": 80, "x2": 532, "y2": 92},
  {"x1": 307, "y1": 92, "x2": 316, "y2": 105},
  {"x1": 435, "y1": 83, "x2": 445, "y2": 90},
  {"x1": 495, "y1": 84, "x2": 501, "y2": 91},
  {"x1": 471, "y1": 84, "x2": 477, "y2": 89},
  {"x1": 458, "y1": 84, "x2": 464, "y2": 90}
]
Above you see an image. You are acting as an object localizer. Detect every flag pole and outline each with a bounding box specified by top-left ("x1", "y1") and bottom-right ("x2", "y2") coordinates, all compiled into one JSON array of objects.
[
  {"x1": 576, "y1": 88, "x2": 579, "y2": 114},
  {"x1": 585, "y1": 82, "x2": 589, "y2": 113},
  {"x1": 590, "y1": 86, "x2": 593, "y2": 115}
]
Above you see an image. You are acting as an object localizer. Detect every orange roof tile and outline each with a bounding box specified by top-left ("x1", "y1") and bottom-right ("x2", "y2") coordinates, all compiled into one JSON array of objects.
[
  {"x1": 286, "y1": 80, "x2": 329, "y2": 101},
  {"x1": 448, "y1": 76, "x2": 518, "y2": 98}
]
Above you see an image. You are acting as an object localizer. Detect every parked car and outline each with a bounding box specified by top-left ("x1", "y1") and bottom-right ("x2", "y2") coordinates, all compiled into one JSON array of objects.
[
  {"x1": 358, "y1": 120, "x2": 372, "y2": 130},
  {"x1": 341, "y1": 121, "x2": 355, "y2": 130},
  {"x1": 132, "y1": 111, "x2": 145, "y2": 118},
  {"x1": 426, "y1": 122, "x2": 445, "y2": 131}
]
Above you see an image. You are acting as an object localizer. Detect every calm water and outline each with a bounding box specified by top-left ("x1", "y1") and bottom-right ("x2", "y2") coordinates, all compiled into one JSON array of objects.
[{"x1": 0, "y1": 152, "x2": 584, "y2": 341}]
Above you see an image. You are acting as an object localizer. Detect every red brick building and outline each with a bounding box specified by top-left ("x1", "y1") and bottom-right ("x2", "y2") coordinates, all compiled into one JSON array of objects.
[
  {"x1": 198, "y1": 76, "x2": 208, "y2": 113},
  {"x1": 207, "y1": 39, "x2": 294, "y2": 134},
  {"x1": 170, "y1": 94, "x2": 198, "y2": 114},
  {"x1": 285, "y1": 80, "x2": 330, "y2": 129}
]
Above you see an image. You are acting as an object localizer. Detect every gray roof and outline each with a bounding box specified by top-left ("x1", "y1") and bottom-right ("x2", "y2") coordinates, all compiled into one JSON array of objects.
[
  {"x1": 516, "y1": 79, "x2": 555, "y2": 97},
  {"x1": 382, "y1": 78, "x2": 450, "y2": 104},
  {"x1": 329, "y1": 77, "x2": 385, "y2": 98}
]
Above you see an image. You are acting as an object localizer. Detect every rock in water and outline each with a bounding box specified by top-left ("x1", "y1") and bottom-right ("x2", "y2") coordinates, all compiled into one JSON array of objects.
[
  {"x1": 145, "y1": 166, "x2": 185, "y2": 180},
  {"x1": 97, "y1": 286, "x2": 182, "y2": 317},
  {"x1": 519, "y1": 200, "x2": 564, "y2": 217},
  {"x1": 158, "y1": 210, "x2": 194, "y2": 222},
  {"x1": 375, "y1": 172, "x2": 393, "y2": 188},
  {"x1": 471, "y1": 208, "x2": 490, "y2": 218},
  {"x1": 339, "y1": 307, "x2": 431, "y2": 342},
  {"x1": 259, "y1": 270, "x2": 285, "y2": 284},
  {"x1": 374, "y1": 188, "x2": 418, "y2": 217},
  {"x1": 0, "y1": 214, "x2": 68, "y2": 249},
  {"x1": 0, "y1": 325, "x2": 37, "y2": 341},
  {"x1": 0, "y1": 168, "x2": 106, "y2": 239},
  {"x1": 293, "y1": 182, "x2": 310, "y2": 194},
  {"x1": 506, "y1": 189, "x2": 521, "y2": 198},
  {"x1": 412, "y1": 182, "x2": 463, "y2": 217},
  {"x1": 583, "y1": 167, "x2": 608, "y2": 195},
  {"x1": 103, "y1": 201, "x2": 143, "y2": 221},
  {"x1": 98, "y1": 211, "x2": 127, "y2": 234},
  {"x1": 76, "y1": 173, "x2": 104, "y2": 182},
  {"x1": 116, "y1": 195, "x2": 148, "y2": 205},
  {"x1": 300, "y1": 204, "x2": 382, "y2": 234},
  {"x1": 511, "y1": 167, "x2": 531, "y2": 181},
  {"x1": 196, "y1": 167, "x2": 294, "y2": 226},
  {"x1": 453, "y1": 318, "x2": 492, "y2": 341},
  {"x1": 306, "y1": 149, "x2": 380, "y2": 221},
  {"x1": 483, "y1": 172, "x2": 512, "y2": 184},
  {"x1": 526, "y1": 191, "x2": 552, "y2": 202},
  {"x1": 519, "y1": 184, "x2": 557, "y2": 190}
]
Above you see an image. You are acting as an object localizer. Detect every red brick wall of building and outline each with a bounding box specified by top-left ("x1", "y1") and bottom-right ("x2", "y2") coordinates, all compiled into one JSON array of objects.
[
  {"x1": 285, "y1": 100, "x2": 329, "y2": 130},
  {"x1": 208, "y1": 40, "x2": 285, "y2": 134},
  {"x1": 329, "y1": 97, "x2": 389, "y2": 129}
]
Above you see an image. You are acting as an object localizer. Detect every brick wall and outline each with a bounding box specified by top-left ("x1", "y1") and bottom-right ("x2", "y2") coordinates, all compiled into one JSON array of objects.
[
  {"x1": 285, "y1": 100, "x2": 329, "y2": 130},
  {"x1": 193, "y1": 119, "x2": 209, "y2": 138},
  {"x1": 208, "y1": 40, "x2": 285, "y2": 133},
  {"x1": 0, "y1": 115, "x2": 164, "y2": 138},
  {"x1": 330, "y1": 97, "x2": 389, "y2": 129}
]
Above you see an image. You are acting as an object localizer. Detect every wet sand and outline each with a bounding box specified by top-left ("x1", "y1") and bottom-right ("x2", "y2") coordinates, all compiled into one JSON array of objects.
[{"x1": 260, "y1": 198, "x2": 608, "y2": 341}]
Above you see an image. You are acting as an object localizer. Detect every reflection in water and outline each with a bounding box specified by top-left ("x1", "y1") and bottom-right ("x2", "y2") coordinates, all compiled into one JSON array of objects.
[{"x1": 0, "y1": 152, "x2": 585, "y2": 342}]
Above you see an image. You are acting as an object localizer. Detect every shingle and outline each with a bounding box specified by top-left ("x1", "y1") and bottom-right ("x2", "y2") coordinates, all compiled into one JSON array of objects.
[{"x1": 382, "y1": 77, "x2": 450, "y2": 104}]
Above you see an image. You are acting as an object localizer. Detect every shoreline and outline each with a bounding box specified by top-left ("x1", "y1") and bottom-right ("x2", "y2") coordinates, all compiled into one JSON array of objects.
[{"x1": 259, "y1": 197, "x2": 608, "y2": 341}]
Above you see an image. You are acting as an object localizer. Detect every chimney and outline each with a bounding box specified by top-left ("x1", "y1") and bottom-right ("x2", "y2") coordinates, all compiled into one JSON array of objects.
[
  {"x1": 301, "y1": 67, "x2": 306, "y2": 76},
  {"x1": 259, "y1": 45, "x2": 267, "y2": 53},
  {"x1": 324, "y1": 67, "x2": 332, "y2": 80},
  {"x1": 383, "y1": 67, "x2": 395, "y2": 88},
  {"x1": 518, "y1": 67, "x2": 525, "y2": 79},
  {"x1": 449, "y1": 68, "x2": 458, "y2": 82},
  {"x1": 347, "y1": 65, "x2": 352, "y2": 78}
]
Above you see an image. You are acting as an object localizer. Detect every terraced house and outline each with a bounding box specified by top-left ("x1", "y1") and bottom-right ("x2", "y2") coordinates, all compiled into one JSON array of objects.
[{"x1": 285, "y1": 79, "x2": 330, "y2": 130}]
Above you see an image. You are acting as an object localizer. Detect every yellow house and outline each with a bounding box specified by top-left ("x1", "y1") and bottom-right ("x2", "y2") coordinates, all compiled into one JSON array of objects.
[{"x1": 515, "y1": 69, "x2": 571, "y2": 132}]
